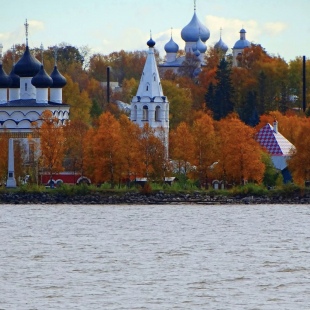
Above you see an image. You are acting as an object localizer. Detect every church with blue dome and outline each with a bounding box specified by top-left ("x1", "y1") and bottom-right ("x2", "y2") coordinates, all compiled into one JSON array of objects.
[
  {"x1": 0, "y1": 20, "x2": 69, "y2": 187},
  {"x1": 232, "y1": 28, "x2": 251, "y2": 66},
  {"x1": 160, "y1": 2, "x2": 252, "y2": 74},
  {"x1": 0, "y1": 20, "x2": 69, "y2": 138}
]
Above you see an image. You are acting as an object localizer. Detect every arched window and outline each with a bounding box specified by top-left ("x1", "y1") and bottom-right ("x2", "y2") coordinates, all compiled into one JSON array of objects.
[
  {"x1": 237, "y1": 52, "x2": 242, "y2": 67},
  {"x1": 155, "y1": 106, "x2": 160, "y2": 121},
  {"x1": 143, "y1": 105, "x2": 149, "y2": 121},
  {"x1": 133, "y1": 105, "x2": 137, "y2": 121}
]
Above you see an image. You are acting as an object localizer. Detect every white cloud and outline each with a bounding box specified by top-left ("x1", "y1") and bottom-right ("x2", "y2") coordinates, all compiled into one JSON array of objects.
[
  {"x1": 204, "y1": 15, "x2": 288, "y2": 52},
  {"x1": 263, "y1": 22, "x2": 287, "y2": 35},
  {"x1": 28, "y1": 20, "x2": 45, "y2": 32}
]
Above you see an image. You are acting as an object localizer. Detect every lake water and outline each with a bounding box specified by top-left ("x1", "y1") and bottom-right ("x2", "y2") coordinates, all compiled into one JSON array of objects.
[{"x1": 0, "y1": 204, "x2": 309, "y2": 309}]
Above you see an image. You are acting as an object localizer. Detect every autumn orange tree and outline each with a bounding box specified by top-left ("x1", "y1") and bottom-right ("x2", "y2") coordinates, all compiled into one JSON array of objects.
[
  {"x1": 82, "y1": 127, "x2": 97, "y2": 182},
  {"x1": 36, "y1": 110, "x2": 66, "y2": 182},
  {"x1": 64, "y1": 119, "x2": 89, "y2": 182},
  {"x1": 169, "y1": 122, "x2": 195, "y2": 177},
  {"x1": 92, "y1": 112, "x2": 123, "y2": 187},
  {"x1": 191, "y1": 113, "x2": 217, "y2": 187},
  {"x1": 287, "y1": 119, "x2": 310, "y2": 185},
  {"x1": 119, "y1": 115, "x2": 143, "y2": 184},
  {"x1": 275, "y1": 113, "x2": 306, "y2": 146},
  {"x1": 216, "y1": 114, "x2": 265, "y2": 185},
  {"x1": 0, "y1": 131, "x2": 9, "y2": 184},
  {"x1": 138, "y1": 123, "x2": 166, "y2": 180}
]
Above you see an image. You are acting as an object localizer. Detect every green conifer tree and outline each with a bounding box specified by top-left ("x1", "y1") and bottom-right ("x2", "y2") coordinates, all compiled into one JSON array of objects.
[{"x1": 205, "y1": 58, "x2": 235, "y2": 120}]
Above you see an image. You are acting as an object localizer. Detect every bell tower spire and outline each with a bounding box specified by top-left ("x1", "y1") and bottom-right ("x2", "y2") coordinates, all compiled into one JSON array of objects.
[{"x1": 130, "y1": 37, "x2": 170, "y2": 157}]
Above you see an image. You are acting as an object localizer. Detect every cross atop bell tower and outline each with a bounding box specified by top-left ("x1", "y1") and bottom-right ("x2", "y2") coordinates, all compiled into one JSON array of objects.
[{"x1": 24, "y1": 19, "x2": 29, "y2": 46}]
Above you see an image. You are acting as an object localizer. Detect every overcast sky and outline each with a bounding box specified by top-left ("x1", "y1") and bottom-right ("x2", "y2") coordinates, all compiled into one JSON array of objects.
[{"x1": 0, "y1": 0, "x2": 309, "y2": 62}]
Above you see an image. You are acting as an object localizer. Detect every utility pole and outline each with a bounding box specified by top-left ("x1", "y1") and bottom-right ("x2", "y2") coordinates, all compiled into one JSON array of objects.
[
  {"x1": 107, "y1": 66, "x2": 110, "y2": 103},
  {"x1": 303, "y1": 56, "x2": 306, "y2": 112}
]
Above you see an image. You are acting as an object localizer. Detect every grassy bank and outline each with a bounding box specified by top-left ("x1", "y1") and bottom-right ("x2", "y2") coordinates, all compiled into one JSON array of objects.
[{"x1": 0, "y1": 182, "x2": 308, "y2": 199}]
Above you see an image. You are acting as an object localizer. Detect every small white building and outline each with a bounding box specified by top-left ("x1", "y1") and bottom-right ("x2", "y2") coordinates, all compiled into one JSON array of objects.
[{"x1": 256, "y1": 121, "x2": 295, "y2": 182}]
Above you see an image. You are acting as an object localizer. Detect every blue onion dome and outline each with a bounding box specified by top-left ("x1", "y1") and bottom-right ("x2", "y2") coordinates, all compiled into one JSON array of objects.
[
  {"x1": 164, "y1": 37, "x2": 179, "y2": 53},
  {"x1": 194, "y1": 49, "x2": 201, "y2": 57},
  {"x1": 196, "y1": 37, "x2": 207, "y2": 53},
  {"x1": 50, "y1": 66, "x2": 67, "y2": 88},
  {"x1": 214, "y1": 37, "x2": 228, "y2": 53},
  {"x1": 147, "y1": 37, "x2": 155, "y2": 48},
  {"x1": 0, "y1": 64, "x2": 12, "y2": 88},
  {"x1": 233, "y1": 28, "x2": 251, "y2": 49},
  {"x1": 31, "y1": 65, "x2": 53, "y2": 88},
  {"x1": 14, "y1": 45, "x2": 41, "y2": 77},
  {"x1": 181, "y1": 12, "x2": 210, "y2": 43},
  {"x1": 8, "y1": 66, "x2": 20, "y2": 88}
]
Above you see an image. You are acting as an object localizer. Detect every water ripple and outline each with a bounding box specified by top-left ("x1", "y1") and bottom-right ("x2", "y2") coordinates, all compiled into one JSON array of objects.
[{"x1": 0, "y1": 204, "x2": 310, "y2": 309}]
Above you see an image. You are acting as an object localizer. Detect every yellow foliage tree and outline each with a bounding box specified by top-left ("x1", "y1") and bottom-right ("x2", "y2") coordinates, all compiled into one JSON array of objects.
[
  {"x1": 162, "y1": 80, "x2": 192, "y2": 129},
  {"x1": 121, "y1": 78, "x2": 138, "y2": 104},
  {"x1": 63, "y1": 74, "x2": 92, "y2": 124}
]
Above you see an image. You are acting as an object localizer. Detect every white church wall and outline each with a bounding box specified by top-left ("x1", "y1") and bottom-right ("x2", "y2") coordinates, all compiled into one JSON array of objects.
[
  {"x1": 20, "y1": 77, "x2": 36, "y2": 100},
  {"x1": 272, "y1": 156, "x2": 288, "y2": 171},
  {"x1": 0, "y1": 89, "x2": 7, "y2": 104},
  {"x1": 50, "y1": 88, "x2": 63, "y2": 103},
  {"x1": 9, "y1": 88, "x2": 20, "y2": 101},
  {"x1": 36, "y1": 88, "x2": 49, "y2": 103}
]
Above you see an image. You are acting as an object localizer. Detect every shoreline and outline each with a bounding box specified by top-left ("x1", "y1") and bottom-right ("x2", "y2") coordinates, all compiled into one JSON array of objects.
[{"x1": 0, "y1": 191, "x2": 309, "y2": 205}]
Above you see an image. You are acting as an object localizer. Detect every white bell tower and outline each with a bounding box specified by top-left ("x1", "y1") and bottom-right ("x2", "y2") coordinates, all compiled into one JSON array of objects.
[{"x1": 130, "y1": 36, "x2": 169, "y2": 156}]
